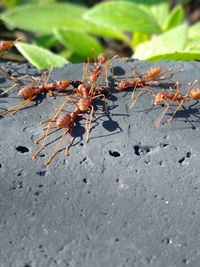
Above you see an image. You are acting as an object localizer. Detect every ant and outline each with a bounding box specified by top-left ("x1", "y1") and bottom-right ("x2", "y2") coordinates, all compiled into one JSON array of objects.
[
  {"x1": 32, "y1": 84, "x2": 106, "y2": 164},
  {"x1": 0, "y1": 38, "x2": 20, "y2": 56},
  {"x1": 0, "y1": 69, "x2": 82, "y2": 115},
  {"x1": 84, "y1": 52, "x2": 119, "y2": 91},
  {"x1": 153, "y1": 80, "x2": 200, "y2": 127},
  {"x1": 116, "y1": 66, "x2": 167, "y2": 91}
]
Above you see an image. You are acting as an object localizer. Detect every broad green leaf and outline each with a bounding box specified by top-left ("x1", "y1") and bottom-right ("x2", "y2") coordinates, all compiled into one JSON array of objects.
[
  {"x1": 188, "y1": 21, "x2": 200, "y2": 40},
  {"x1": 84, "y1": 1, "x2": 162, "y2": 34},
  {"x1": 185, "y1": 40, "x2": 200, "y2": 52},
  {"x1": 133, "y1": 24, "x2": 188, "y2": 60},
  {"x1": 15, "y1": 42, "x2": 68, "y2": 69},
  {"x1": 1, "y1": 3, "x2": 130, "y2": 44},
  {"x1": 34, "y1": 34, "x2": 58, "y2": 49},
  {"x1": 1, "y1": 3, "x2": 87, "y2": 33},
  {"x1": 132, "y1": 32, "x2": 150, "y2": 49},
  {"x1": 149, "y1": 1, "x2": 169, "y2": 30},
  {"x1": 147, "y1": 51, "x2": 200, "y2": 61},
  {"x1": 163, "y1": 5, "x2": 185, "y2": 31},
  {"x1": 114, "y1": 0, "x2": 169, "y2": 30},
  {"x1": 53, "y1": 29, "x2": 103, "y2": 59}
]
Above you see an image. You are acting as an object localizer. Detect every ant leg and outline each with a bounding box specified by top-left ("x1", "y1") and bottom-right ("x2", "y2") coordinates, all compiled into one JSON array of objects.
[
  {"x1": 0, "y1": 96, "x2": 35, "y2": 116},
  {"x1": 130, "y1": 87, "x2": 153, "y2": 109},
  {"x1": 155, "y1": 102, "x2": 170, "y2": 128},
  {"x1": 0, "y1": 83, "x2": 18, "y2": 97},
  {"x1": 45, "y1": 129, "x2": 68, "y2": 165},
  {"x1": 65, "y1": 127, "x2": 73, "y2": 157},
  {"x1": 167, "y1": 99, "x2": 185, "y2": 123},
  {"x1": 85, "y1": 105, "x2": 94, "y2": 143},
  {"x1": 185, "y1": 80, "x2": 198, "y2": 97},
  {"x1": 11, "y1": 96, "x2": 36, "y2": 115},
  {"x1": 33, "y1": 95, "x2": 72, "y2": 147},
  {"x1": 34, "y1": 120, "x2": 57, "y2": 144}
]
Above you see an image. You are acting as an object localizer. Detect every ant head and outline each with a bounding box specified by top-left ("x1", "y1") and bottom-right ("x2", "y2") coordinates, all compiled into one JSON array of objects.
[
  {"x1": 153, "y1": 91, "x2": 167, "y2": 105},
  {"x1": 98, "y1": 53, "x2": 107, "y2": 64},
  {"x1": 58, "y1": 80, "x2": 71, "y2": 91},
  {"x1": 116, "y1": 80, "x2": 129, "y2": 90},
  {"x1": 77, "y1": 83, "x2": 88, "y2": 93}
]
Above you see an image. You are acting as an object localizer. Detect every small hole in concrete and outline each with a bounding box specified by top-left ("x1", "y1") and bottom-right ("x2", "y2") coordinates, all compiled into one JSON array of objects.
[
  {"x1": 0, "y1": 163, "x2": 2, "y2": 168},
  {"x1": 80, "y1": 157, "x2": 87, "y2": 164},
  {"x1": 80, "y1": 143, "x2": 84, "y2": 146},
  {"x1": 133, "y1": 145, "x2": 140, "y2": 156},
  {"x1": 182, "y1": 258, "x2": 188, "y2": 264},
  {"x1": 35, "y1": 191, "x2": 40, "y2": 196},
  {"x1": 178, "y1": 157, "x2": 185, "y2": 164},
  {"x1": 115, "y1": 238, "x2": 120, "y2": 242},
  {"x1": 186, "y1": 152, "x2": 191, "y2": 158},
  {"x1": 161, "y1": 143, "x2": 169, "y2": 148},
  {"x1": 36, "y1": 170, "x2": 46, "y2": 176},
  {"x1": 38, "y1": 184, "x2": 43, "y2": 188},
  {"x1": 161, "y1": 237, "x2": 171, "y2": 244},
  {"x1": 16, "y1": 146, "x2": 29, "y2": 153},
  {"x1": 83, "y1": 178, "x2": 87, "y2": 184},
  {"x1": 109, "y1": 150, "x2": 120, "y2": 157},
  {"x1": 116, "y1": 178, "x2": 119, "y2": 183},
  {"x1": 39, "y1": 154, "x2": 45, "y2": 158}
]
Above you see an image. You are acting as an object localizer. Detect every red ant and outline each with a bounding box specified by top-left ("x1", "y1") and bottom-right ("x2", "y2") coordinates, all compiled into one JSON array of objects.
[
  {"x1": 0, "y1": 69, "x2": 82, "y2": 115},
  {"x1": 0, "y1": 38, "x2": 20, "y2": 56},
  {"x1": 116, "y1": 66, "x2": 164, "y2": 91},
  {"x1": 153, "y1": 80, "x2": 200, "y2": 127},
  {"x1": 84, "y1": 53, "x2": 119, "y2": 90},
  {"x1": 32, "y1": 83, "x2": 106, "y2": 164}
]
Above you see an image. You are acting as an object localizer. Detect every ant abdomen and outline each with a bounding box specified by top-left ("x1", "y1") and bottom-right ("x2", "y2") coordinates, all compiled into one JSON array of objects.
[
  {"x1": 146, "y1": 66, "x2": 161, "y2": 79},
  {"x1": 18, "y1": 86, "x2": 36, "y2": 99},
  {"x1": 77, "y1": 98, "x2": 92, "y2": 112},
  {"x1": 56, "y1": 113, "x2": 71, "y2": 128},
  {"x1": 188, "y1": 88, "x2": 200, "y2": 100}
]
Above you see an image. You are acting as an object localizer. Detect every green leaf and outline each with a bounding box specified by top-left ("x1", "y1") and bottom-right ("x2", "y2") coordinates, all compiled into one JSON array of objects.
[
  {"x1": 188, "y1": 21, "x2": 200, "y2": 40},
  {"x1": 132, "y1": 32, "x2": 150, "y2": 49},
  {"x1": 147, "y1": 51, "x2": 200, "y2": 61},
  {"x1": 133, "y1": 24, "x2": 188, "y2": 60},
  {"x1": 53, "y1": 29, "x2": 103, "y2": 59},
  {"x1": 185, "y1": 40, "x2": 200, "y2": 52},
  {"x1": 83, "y1": 1, "x2": 162, "y2": 34},
  {"x1": 15, "y1": 42, "x2": 68, "y2": 69},
  {"x1": 163, "y1": 5, "x2": 185, "y2": 31},
  {"x1": 1, "y1": 3, "x2": 129, "y2": 45},
  {"x1": 149, "y1": 1, "x2": 169, "y2": 30},
  {"x1": 1, "y1": 3, "x2": 87, "y2": 33},
  {"x1": 34, "y1": 35, "x2": 58, "y2": 49}
]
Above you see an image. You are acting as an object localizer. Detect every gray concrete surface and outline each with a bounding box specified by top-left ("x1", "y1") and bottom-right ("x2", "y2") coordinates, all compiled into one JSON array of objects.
[{"x1": 0, "y1": 60, "x2": 200, "y2": 267}]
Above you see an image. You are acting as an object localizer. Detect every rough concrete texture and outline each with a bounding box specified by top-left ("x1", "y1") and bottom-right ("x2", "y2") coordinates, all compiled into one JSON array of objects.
[{"x1": 0, "y1": 60, "x2": 200, "y2": 267}]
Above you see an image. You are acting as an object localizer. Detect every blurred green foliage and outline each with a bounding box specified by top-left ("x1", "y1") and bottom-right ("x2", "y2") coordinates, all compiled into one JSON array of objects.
[{"x1": 0, "y1": 0, "x2": 200, "y2": 69}]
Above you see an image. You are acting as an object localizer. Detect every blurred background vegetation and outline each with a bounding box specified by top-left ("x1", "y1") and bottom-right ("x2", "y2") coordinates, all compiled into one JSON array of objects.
[{"x1": 0, "y1": 0, "x2": 200, "y2": 69}]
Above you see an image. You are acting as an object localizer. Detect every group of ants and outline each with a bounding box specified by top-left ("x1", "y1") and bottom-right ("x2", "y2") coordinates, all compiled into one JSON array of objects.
[{"x1": 0, "y1": 39, "x2": 200, "y2": 165}]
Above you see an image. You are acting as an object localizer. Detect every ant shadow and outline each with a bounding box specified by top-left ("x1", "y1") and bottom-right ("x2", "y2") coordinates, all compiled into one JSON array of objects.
[
  {"x1": 144, "y1": 101, "x2": 200, "y2": 130},
  {"x1": 168, "y1": 102, "x2": 200, "y2": 129}
]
